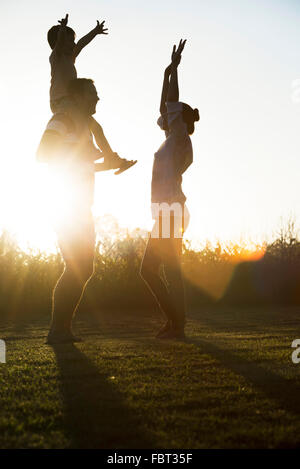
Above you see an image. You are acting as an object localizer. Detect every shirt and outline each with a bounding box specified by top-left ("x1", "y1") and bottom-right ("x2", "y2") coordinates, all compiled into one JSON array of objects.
[
  {"x1": 37, "y1": 112, "x2": 98, "y2": 210},
  {"x1": 49, "y1": 50, "x2": 77, "y2": 103},
  {"x1": 151, "y1": 102, "x2": 193, "y2": 205}
]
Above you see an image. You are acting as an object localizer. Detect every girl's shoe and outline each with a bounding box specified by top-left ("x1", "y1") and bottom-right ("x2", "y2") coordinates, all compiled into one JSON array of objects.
[
  {"x1": 46, "y1": 330, "x2": 83, "y2": 345},
  {"x1": 157, "y1": 327, "x2": 186, "y2": 341}
]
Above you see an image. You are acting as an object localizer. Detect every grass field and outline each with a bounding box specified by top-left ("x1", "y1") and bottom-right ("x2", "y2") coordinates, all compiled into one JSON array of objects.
[{"x1": 1, "y1": 307, "x2": 300, "y2": 449}]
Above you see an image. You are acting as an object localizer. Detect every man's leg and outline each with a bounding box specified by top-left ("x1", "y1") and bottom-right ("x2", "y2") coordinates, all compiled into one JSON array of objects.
[
  {"x1": 48, "y1": 214, "x2": 95, "y2": 343},
  {"x1": 50, "y1": 259, "x2": 94, "y2": 334}
]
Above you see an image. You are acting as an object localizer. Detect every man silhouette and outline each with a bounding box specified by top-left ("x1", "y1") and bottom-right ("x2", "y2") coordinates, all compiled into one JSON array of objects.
[{"x1": 37, "y1": 78, "x2": 130, "y2": 344}]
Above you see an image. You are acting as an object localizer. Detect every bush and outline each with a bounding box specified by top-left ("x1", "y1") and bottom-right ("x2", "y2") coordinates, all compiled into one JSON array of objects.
[{"x1": 1, "y1": 218, "x2": 300, "y2": 321}]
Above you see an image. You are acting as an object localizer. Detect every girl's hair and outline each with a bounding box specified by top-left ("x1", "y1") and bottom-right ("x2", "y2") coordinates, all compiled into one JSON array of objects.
[
  {"x1": 47, "y1": 25, "x2": 76, "y2": 50},
  {"x1": 182, "y1": 103, "x2": 200, "y2": 135}
]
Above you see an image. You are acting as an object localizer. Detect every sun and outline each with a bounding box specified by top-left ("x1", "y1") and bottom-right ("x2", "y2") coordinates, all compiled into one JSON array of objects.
[{"x1": 0, "y1": 161, "x2": 58, "y2": 253}]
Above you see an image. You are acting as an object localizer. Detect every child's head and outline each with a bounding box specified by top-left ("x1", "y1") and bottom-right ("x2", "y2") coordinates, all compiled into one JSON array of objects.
[
  {"x1": 159, "y1": 103, "x2": 200, "y2": 135},
  {"x1": 182, "y1": 103, "x2": 200, "y2": 135},
  {"x1": 47, "y1": 25, "x2": 76, "y2": 53}
]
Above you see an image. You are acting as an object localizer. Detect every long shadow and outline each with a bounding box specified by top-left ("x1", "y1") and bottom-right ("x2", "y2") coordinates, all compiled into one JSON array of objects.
[
  {"x1": 189, "y1": 306, "x2": 300, "y2": 337},
  {"x1": 52, "y1": 343, "x2": 153, "y2": 449},
  {"x1": 187, "y1": 336, "x2": 300, "y2": 417}
]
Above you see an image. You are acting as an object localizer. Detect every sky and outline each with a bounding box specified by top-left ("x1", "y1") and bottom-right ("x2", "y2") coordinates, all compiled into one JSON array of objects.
[{"x1": 1, "y1": 0, "x2": 300, "y2": 251}]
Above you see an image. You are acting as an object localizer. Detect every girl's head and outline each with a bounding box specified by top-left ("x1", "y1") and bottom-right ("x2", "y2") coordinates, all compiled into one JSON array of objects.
[
  {"x1": 47, "y1": 25, "x2": 76, "y2": 53},
  {"x1": 159, "y1": 102, "x2": 200, "y2": 135},
  {"x1": 181, "y1": 103, "x2": 200, "y2": 135}
]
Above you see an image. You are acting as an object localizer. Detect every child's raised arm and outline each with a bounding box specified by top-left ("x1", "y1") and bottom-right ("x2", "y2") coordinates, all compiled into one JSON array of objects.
[
  {"x1": 160, "y1": 66, "x2": 171, "y2": 117},
  {"x1": 74, "y1": 20, "x2": 108, "y2": 57},
  {"x1": 167, "y1": 39, "x2": 186, "y2": 103},
  {"x1": 53, "y1": 14, "x2": 69, "y2": 55}
]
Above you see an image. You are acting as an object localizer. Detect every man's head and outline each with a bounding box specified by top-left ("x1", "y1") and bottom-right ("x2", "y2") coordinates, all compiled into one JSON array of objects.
[
  {"x1": 68, "y1": 78, "x2": 100, "y2": 116},
  {"x1": 47, "y1": 25, "x2": 76, "y2": 54}
]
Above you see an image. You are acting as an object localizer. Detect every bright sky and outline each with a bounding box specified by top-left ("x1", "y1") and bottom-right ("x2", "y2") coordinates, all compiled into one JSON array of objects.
[{"x1": 1, "y1": 0, "x2": 300, "y2": 251}]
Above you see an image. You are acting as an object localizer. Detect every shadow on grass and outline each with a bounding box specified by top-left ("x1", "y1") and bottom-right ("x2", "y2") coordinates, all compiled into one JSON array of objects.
[
  {"x1": 188, "y1": 336, "x2": 300, "y2": 416},
  {"x1": 52, "y1": 343, "x2": 153, "y2": 449}
]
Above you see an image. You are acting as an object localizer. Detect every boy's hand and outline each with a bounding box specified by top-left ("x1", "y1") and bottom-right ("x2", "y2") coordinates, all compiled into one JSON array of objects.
[
  {"x1": 94, "y1": 20, "x2": 108, "y2": 35},
  {"x1": 58, "y1": 13, "x2": 68, "y2": 27}
]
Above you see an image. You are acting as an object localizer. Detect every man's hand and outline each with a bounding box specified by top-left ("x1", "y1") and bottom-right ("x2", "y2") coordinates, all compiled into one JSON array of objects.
[
  {"x1": 103, "y1": 152, "x2": 122, "y2": 169},
  {"x1": 171, "y1": 39, "x2": 187, "y2": 68},
  {"x1": 58, "y1": 13, "x2": 68, "y2": 27},
  {"x1": 94, "y1": 20, "x2": 108, "y2": 35}
]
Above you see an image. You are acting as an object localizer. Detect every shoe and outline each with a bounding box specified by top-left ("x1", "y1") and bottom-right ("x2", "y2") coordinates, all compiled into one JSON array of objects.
[
  {"x1": 114, "y1": 159, "x2": 137, "y2": 175},
  {"x1": 46, "y1": 330, "x2": 83, "y2": 345},
  {"x1": 157, "y1": 328, "x2": 186, "y2": 341}
]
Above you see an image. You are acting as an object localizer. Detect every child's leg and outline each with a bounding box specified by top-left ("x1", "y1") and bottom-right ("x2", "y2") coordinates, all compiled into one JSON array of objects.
[
  {"x1": 162, "y1": 237, "x2": 186, "y2": 333},
  {"x1": 140, "y1": 235, "x2": 177, "y2": 326}
]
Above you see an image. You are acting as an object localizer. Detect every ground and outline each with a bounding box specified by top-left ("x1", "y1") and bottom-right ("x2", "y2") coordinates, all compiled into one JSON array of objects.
[{"x1": 0, "y1": 306, "x2": 300, "y2": 449}]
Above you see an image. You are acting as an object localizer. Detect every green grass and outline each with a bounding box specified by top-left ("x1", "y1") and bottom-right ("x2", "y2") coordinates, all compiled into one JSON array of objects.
[{"x1": 1, "y1": 307, "x2": 300, "y2": 449}]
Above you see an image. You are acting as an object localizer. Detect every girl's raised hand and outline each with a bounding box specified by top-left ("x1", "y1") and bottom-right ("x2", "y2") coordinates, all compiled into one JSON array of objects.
[{"x1": 171, "y1": 39, "x2": 187, "y2": 67}]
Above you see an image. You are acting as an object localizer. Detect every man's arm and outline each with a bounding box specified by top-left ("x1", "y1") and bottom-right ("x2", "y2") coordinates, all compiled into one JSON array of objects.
[
  {"x1": 74, "y1": 20, "x2": 108, "y2": 57},
  {"x1": 89, "y1": 117, "x2": 123, "y2": 167},
  {"x1": 94, "y1": 160, "x2": 118, "y2": 172},
  {"x1": 89, "y1": 117, "x2": 113, "y2": 156}
]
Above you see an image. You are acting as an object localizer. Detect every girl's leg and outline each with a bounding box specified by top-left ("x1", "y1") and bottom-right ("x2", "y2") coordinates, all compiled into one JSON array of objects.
[
  {"x1": 162, "y1": 237, "x2": 186, "y2": 334},
  {"x1": 161, "y1": 208, "x2": 190, "y2": 336},
  {"x1": 140, "y1": 235, "x2": 177, "y2": 326}
]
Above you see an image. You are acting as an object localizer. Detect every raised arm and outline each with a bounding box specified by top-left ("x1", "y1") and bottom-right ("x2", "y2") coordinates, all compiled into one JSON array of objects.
[
  {"x1": 160, "y1": 66, "x2": 171, "y2": 116},
  {"x1": 74, "y1": 20, "x2": 108, "y2": 57},
  {"x1": 160, "y1": 45, "x2": 178, "y2": 114},
  {"x1": 53, "y1": 14, "x2": 69, "y2": 55},
  {"x1": 167, "y1": 39, "x2": 186, "y2": 103}
]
